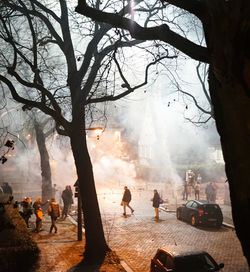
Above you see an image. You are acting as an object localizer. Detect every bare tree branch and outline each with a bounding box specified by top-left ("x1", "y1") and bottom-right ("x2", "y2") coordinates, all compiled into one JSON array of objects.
[{"x1": 75, "y1": 1, "x2": 209, "y2": 63}]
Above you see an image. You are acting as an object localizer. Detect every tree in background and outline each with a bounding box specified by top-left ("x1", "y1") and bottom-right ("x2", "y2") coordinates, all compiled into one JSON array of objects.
[
  {"x1": 0, "y1": 0, "x2": 175, "y2": 263},
  {"x1": 0, "y1": 100, "x2": 55, "y2": 202},
  {"x1": 76, "y1": 0, "x2": 250, "y2": 265}
]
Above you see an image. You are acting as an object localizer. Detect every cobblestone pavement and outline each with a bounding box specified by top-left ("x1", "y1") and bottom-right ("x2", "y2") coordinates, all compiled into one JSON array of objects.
[
  {"x1": 30, "y1": 187, "x2": 249, "y2": 272},
  {"x1": 98, "y1": 189, "x2": 249, "y2": 272},
  {"x1": 30, "y1": 217, "x2": 126, "y2": 272}
]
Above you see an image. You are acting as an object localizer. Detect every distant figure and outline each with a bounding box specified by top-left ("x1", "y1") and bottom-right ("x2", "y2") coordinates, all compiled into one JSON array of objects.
[
  {"x1": 194, "y1": 182, "x2": 201, "y2": 200},
  {"x1": 187, "y1": 170, "x2": 195, "y2": 188},
  {"x1": 48, "y1": 198, "x2": 61, "y2": 233},
  {"x1": 33, "y1": 197, "x2": 48, "y2": 233},
  {"x1": 197, "y1": 173, "x2": 202, "y2": 183},
  {"x1": 1, "y1": 182, "x2": 13, "y2": 195},
  {"x1": 68, "y1": 185, "x2": 74, "y2": 214},
  {"x1": 205, "y1": 183, "x2": 215, "y2": 203},
  {"x1": 52, "y1": 184, "x2": 57, "y2": 199},
  {"x1": 151, "y1": 189, "x2": 160, "y2": 220},
  {"x1": 61, "y1": 186, "x2": 73, "y2": 219},
  {"x1": 20, "y1": 197, "x2": 33, "y2": 228},
  {"x1": 121, "y1": 186, "x2": 134, "y2": 216},
  {"x1": 211, "y1": 182, "x2": 219, "y2": 202},
  {"x1": 182, "y1": 181, "x2": 189, "y2": 201}
]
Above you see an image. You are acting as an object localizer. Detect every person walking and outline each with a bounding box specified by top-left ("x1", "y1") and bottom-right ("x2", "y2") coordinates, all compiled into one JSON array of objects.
[
  {"x1": 33, "y1": 197, "x2": 48, "y2": 233},
  {"x1": 48, "y1": 198, "x2": 61, "y2": 233},
  {"x1": 20, "y1": 197, "x2": 33, "y2": 228},
  {"x1": 121, "y1": 186, "x2": 134, "y2": 216},
  {"x1": 61, "y1": 185, "x2": 72, "y2": 219},
  {"x1": 151, "y1": 189, "x2": 160, "y2": 220}
]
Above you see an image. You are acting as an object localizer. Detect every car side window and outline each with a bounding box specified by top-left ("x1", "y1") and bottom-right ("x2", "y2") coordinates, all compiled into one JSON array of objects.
[
  {"x1": 192, "y1": 202, "x2": 198, "y2": 208},
  {"x1": 186, "y1": 201, "x2": 193, "y2": 208},
  {"x1": 165, "y1": 255, "x2": 174, "y2": 269},
  {"x1": 156, "y1": 251, "x2": 167, "y2": 266}
]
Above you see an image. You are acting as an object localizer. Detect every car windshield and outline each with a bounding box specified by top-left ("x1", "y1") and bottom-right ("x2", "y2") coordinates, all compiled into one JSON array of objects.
[{"x1": 175, "y1": 253, "x2": 219, "y2": 272}]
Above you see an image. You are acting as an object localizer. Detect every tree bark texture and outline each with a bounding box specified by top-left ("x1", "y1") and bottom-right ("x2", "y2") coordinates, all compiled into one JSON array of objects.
[
  {"x1": 204, "y1": 0, "x2": 250, "y2": 265},
  {"x1": 70, "y1": 111, "x2": 109, "y2": 263},
  {"x1": 34, "y1": 123, "x2": 52, "y2": 204}
]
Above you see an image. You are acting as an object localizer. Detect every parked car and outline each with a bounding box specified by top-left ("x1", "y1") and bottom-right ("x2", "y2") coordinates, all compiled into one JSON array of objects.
[
  {"x1": 176, "y1": 200, "x2": 223, "y2": 227},
  {"x1": 151, "y1": 246, "x2": 224, "y2": 272}
]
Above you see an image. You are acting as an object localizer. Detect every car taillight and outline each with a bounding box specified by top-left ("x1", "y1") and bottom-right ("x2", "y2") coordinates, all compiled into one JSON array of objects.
[{"x1": 198, "y1": 209, "x2": 204, "y2": 216}]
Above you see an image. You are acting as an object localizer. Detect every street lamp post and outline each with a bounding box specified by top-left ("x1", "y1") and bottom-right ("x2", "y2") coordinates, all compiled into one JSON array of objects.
[{"x1": 74, "y1": 180, "x2": 82, "y2": 241}]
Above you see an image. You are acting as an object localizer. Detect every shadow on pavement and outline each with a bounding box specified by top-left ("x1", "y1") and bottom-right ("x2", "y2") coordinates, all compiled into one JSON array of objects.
[{"x1": 67, "y1": 263, "x2": 102, "y2": 272}]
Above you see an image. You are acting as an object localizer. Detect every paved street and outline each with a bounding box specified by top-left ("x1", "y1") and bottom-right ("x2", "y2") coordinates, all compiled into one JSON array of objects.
[
  {"x1": 97, "y1": 188, "x2": 249, "y2": 272},
  {"x1": 31, "y1": 186, "x2": 249, "y2": 272}
]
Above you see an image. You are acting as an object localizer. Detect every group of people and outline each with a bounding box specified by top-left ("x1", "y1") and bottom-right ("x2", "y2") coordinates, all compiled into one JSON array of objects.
[
  {"x1": 19, "y1": 197, "x2": 61, "y2": 233},
  {"x1": 16, "y1": 184, "x2": 73, "y2": 234},
  {"x1": 183, "y1": 179, "x2": 218, "y2": 204},
  {"x1": 182, "y1": 170, "x2": 204, "y2": 201},
  {"x1": 183, "y1": 181, "x2": 201, "y2": 201},
  {"x1": 121, "y1": 186, "x2": 162, "y2": 220}
]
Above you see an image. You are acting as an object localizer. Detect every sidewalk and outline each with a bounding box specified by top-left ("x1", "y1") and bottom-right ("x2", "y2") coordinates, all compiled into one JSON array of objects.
[
  {"x1": 30, "y1": 216, "x2": 126, "y2": 272},
  {"x1": 28, "y1": 191, "x2": 246, "y2": 272}
]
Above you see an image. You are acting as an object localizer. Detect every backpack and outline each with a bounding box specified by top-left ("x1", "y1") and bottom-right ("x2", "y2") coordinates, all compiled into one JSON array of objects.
[
  {"x1": 49, "y1": 203, "x2": 60, "y2": 218},
  {"x1": 37, "y1": 209, "x2": 43, "y2": 220},
  {"x1": 159, "y1": 198, "x2": 164, "y2": 204}
]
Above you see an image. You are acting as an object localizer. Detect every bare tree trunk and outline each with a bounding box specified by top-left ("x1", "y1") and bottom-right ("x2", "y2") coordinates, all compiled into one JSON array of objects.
[
  {"x1": 34, "y1": 122, "x2": 52, "y2": 203},
  {"x1": 70, "y1": 112, "x2": 109, "y2": 264},
  {"x1": 202, "y1": 2, "x2": 250, "y2": 265},
  {"x1": 209, "y1": 68, "x2": 250, "y2": 265}
]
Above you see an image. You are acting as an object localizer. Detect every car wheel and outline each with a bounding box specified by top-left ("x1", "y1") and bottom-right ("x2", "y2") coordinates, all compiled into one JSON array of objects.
[
  {"x1": 177, "y1": 210, "x2": 182, "y2": 220},
  {"x1": 191, "y1": 215, "x2": 196, "y2": 226}
]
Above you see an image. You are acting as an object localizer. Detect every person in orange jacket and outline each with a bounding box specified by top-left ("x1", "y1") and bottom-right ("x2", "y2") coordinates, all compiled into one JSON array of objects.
[
  {"x1": 48, "y1": 198, "x2": 61, "y2": 233},
  {"x1": 33, "y1": 197, "x2": 48, "y2": 233}
]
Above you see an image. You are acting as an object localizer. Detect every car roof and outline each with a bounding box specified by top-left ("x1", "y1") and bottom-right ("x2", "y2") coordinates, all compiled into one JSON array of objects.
[
  {"x1": 158, "y1": 246, "x2": 206, "y2": 257},
  {"x1": 188, "y1": 199, "x2": 220, "y2": 206}
]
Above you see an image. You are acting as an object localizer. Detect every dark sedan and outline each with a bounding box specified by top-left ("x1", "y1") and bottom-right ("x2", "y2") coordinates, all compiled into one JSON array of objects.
[
  {"x1": 176, "y1": 200, "x2": 223, "y2": 227},
  {"x1": 151, "y1": 246, "x2": 224, "y2": 272}
]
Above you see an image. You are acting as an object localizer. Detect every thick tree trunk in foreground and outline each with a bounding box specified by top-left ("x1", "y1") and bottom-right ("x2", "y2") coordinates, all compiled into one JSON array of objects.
[
  {"x1": 209, "y1": 69, "x2": 250, "y2": 265},
  {"x1": 34, "y1": 123, "x2": 52, "y2": 203},
  {"x1": 70, "y1": 116, "x2": 109, "y2": 263},
  {"x1": 205, "y1": 2, "x2": 250, "y2": 265}
]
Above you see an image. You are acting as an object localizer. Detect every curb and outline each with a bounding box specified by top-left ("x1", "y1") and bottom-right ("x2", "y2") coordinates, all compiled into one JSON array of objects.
[
  {"x1": 222, "y1": 222, "x2": 235, "y2": 229},
  {"x1": 68, "y1": 214, "x2": 85, "y2": 233},
  {"x1": 120, "y1": 260, "x2": 134, "y2": 272}
]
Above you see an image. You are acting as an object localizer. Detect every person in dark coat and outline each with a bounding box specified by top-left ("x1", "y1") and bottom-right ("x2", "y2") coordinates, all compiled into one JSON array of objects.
[
  {"x1": 121, "y1": 186, "x2": 134, "y2": 216},
  {"x1": 152, "y1": 189, "x2": 160, "y2": 219},
  {"x1": 48, "y1": 198, "x2": 61, "y2": 233},
  {"x1": 1, "y1": 182, "x2": 13, "y2": 195},
  {"x1": 61, "y1": 185, "x2": 73, "y2": 219},
  {"x1": 20, "y1": 197, "x2": 33, "y2": 228},
  {"x1": 205, "y1": 182, "x2": 215, "y2": 203}
]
